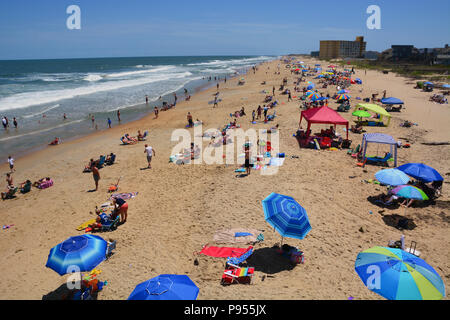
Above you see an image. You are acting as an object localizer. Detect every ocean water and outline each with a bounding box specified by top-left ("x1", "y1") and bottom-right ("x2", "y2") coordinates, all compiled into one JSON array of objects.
[{"x1": 0, "y1": 55, "x2": 275, "y2": 158}]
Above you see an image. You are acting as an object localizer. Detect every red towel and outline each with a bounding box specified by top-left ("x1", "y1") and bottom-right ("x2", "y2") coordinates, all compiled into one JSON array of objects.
[{"x1": 198, "y1": 245, "x2": 252, "y2": 258}]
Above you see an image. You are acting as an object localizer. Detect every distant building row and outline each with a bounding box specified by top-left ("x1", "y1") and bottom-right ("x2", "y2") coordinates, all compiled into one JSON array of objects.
[{"x1": 311, "y1": 36, "x2": 449, "y2": 65}]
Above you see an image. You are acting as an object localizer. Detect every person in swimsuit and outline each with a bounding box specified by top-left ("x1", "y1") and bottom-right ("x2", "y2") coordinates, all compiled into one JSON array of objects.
[
  {"x1": 112, "y1": 197, "x2": 128, "y2": 224},
  {"x1": 244, "y1": 143, "x2": 251, "y2": 176},
  {"x1": 92, "y1": 164, "x2": 100, "y2": 191}
]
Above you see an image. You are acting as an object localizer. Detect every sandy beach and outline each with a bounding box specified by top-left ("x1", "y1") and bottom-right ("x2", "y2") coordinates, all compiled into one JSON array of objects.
[{"x1": 1, "y1": 56, "x2": 449, "y2": 300}]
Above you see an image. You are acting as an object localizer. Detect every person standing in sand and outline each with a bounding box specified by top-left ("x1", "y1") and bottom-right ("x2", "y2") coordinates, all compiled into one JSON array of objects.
[
  {"x1": 112, "y1": 197, "x2": 128, "y2": 224},
  {"x1": 8, "y1": 156, "x2": 14, "y2": 172},
  {"x1": 91, "y1": 164, "x2": 100, "y2": 191},
  {"x1": 187, "y1": 112, "x2": 193, "y2": 127},
  {"x1": 144, "y1": 144, "x2": 155, "y2": 169},
  {"x1": 154, "y1": 106, "x2": 159, "y2": 119},
  {"x1": 244, "y1": 143, "x2": 251, "y2": 176}
]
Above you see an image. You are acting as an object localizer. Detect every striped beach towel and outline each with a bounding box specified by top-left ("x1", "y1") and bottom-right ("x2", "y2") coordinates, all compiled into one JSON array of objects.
[{"x1": 109, "y1": 192, "x2": 138, "y2": 201}]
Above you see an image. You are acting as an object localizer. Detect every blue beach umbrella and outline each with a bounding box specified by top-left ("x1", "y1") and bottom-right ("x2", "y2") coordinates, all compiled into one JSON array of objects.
[
  {"x1": 262, "y1": 193, "x2": 311, "y2": 243},
  {"x1": 442, "y1": 84, "x2": 450, "y2": 89},
  {"x1": 375, "y1": 168, "x2": 410, "y2": 186},
  {"x1": 128, "y1": 274, "x2": 199, "y2": 300},
  {"x1": 306, "y1": 84, "x2": 315, "y2": 90},
  {"x1": 397, "y1": 163, "x2": 443, "y2": 183},
  {"x1": 355, "y1": 246, "x2": 445, "y2": 300},
  {"x1": 46, "y1": 235, "x2": 108, "y2": 276}
]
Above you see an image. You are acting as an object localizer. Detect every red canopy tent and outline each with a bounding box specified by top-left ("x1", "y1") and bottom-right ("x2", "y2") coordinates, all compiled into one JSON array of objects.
[{"x1": 299, "y1": 106, "x2": 349, "y2": 139}]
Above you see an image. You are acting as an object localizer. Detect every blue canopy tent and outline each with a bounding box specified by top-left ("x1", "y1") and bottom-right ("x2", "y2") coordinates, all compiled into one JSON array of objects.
[
  {"x1": 361, "y1": 133, "x2": 398, "y2": 167},
  {"x1": 381, "y1": 97, "x2": 404, "y2": 105}
]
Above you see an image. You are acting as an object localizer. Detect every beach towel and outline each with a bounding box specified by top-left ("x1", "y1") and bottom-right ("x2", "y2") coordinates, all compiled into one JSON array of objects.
[
  {"x1": 109, "y1": 192, "x2": 138, "y2": 201},
  {"x1": 198, "y1": 245, "x2": 253, "y2": 258},
  {"x1": 235, "y1": 232, "x2": 252, "y2": 237},
  {"x1": 76, "y1": 219, "x2": 97, "y2": 231},
  {"x1": 235, "y1": 168, "x2": 246, "y2": 173},
  {"x1": 269, "y1": 158, "x2": 285, "y2": 167},
  {"x1": 213, "y1": 229, "x2": 262, "y2": 245}
]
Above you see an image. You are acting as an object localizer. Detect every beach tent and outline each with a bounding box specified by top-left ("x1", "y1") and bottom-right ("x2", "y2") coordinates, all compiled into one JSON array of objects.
[
  {"x1": 299, "y1": 106, "x2": 349, "y2": 139},
  {"x1": 356, "y1": 103, "x2": 392, "y2": 127},
  {"x1": 360, "y1": 133, "x2": 398, "y2": 167},
  {"x1": 381, "y1": 97, "x2": 404, "y2": 105}
]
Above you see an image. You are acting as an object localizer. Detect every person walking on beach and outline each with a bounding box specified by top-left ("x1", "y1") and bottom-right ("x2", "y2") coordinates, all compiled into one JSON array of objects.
[
  {"x1": 174, "y1": 93, "x2": 177, "y2": 106},
  {"x1": 117, "y1": 110, "x2": 121, "y2": 122},
  {"x1": 213, "y1": 96, "x2": 219, "y2": 108},
  {"x1": 13, "y1": 117, "x2": 17, "y2": 128},
  {"x1": 273, "y1": 86, "x2": 275, "y2": 96},
  {"x1": 288, "y1": 91, "x2": 292, "y2": 102},
  {"x1": 107, "y1": 118, "x2": 112, "y2": 128},
  {"x1": 252, "y1": 110, "x2": 256, "y2": 122},
  {"x1": 154, "y1": 106, "x2": 159, "y2": 119},
  {"x1": 91, "y1": 163, "x2": 100, "y2": 191},
  {"x1": 2, "y1": 117, "x2": 7, "y2": 130},
  {"x1": 8, "y1": 156, "x2": 14, "y2": 172},
  {"x1": 144, "y1": 144, "x2": 155, "y2": 169},
  {"x1": 187, "y1": 112, "x2": 193, "y2": 127}
]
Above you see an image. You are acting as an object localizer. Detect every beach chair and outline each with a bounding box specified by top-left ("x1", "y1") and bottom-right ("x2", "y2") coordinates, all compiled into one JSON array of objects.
[
  {"x1": 20, "y1": 182, "x2": 32, "y2": 194},
  {"x1": 106, "y1": 154, "x2": 116, "y2": 166},
  {"x1": 365, "y1": 152, "x2": 392, "y2": 167},
  {"x1": 2, "y1": 187, "x2": 18, "y2": 200},
  {"x1": 348, "y1": 144, "x2": 361, "y2": 157},
  {"x1": 226, "y1": 246, "x2": 254, "y2": 266},
  {"x1": 221, "y1": 264, "x2": 254, "y2": 285},
  {"x1": 101, "y1": 216, "x2": 120, "y2": 232},
  {"x1": 139, "y1": 131, "x2": 148, "y2": 141},
  {"x1": 106, "y1": 240, "x2": 116, "y2": 260},
  {"x1": 96, "y1": 156, "x2": 106, "y2": 169}
]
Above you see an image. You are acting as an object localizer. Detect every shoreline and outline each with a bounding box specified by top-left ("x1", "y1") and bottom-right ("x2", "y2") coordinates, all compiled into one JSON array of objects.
[{"x1": 0, "y1": 63, "x2": 263, "y2": 165}]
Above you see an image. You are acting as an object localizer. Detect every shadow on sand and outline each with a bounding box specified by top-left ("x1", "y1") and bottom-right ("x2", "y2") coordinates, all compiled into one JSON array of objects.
[
  {"x1": 42, "y1": 281, "x2": 98, "y2": 300},
  {"x1": 246, "y1": 247, "x2": 296, "y2": 275}
]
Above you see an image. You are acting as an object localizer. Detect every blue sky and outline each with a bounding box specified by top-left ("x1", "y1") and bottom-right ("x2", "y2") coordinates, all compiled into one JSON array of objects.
[{"x1": 0, "y1": 0, "x2": 449, "y2": 60}]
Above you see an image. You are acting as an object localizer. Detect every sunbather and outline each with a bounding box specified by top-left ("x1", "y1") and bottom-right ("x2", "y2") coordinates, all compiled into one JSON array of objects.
[{"x1": 33, "y1": 177, "x2": 51, "y2": 188}]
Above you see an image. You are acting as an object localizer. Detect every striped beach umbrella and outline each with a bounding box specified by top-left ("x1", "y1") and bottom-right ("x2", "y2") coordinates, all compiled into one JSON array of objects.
[
  {"x1": 375, "y1": 169, "x2": 410, "y2": 186},
  {"x1": 355, "y1": 246, "x2": 445, "y2": 300},
  {"x1": 337, "y1": 94, "x2": 350, "y2": 100},
  {"x1": 391, "y1": 185, "x2": 429, "y2": 201},
  {"x1": 262, "y1": 193, "x2": 311, "y2": 242},
  {"x1": 306, "y1": 92, "x2": 320, "y2": 100},
  {"x1": 128, "y1": 274, "x2": 199, "y2": 300},
  {"x1": 46, "y1": 235, "x2": 108, "y2": 276}
]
